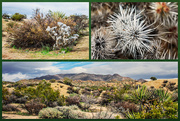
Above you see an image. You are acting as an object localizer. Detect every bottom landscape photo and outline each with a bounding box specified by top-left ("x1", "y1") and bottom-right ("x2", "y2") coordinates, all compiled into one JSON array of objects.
[{"x1": 2, "y1": 62, "x2": 178, "y2": 119}]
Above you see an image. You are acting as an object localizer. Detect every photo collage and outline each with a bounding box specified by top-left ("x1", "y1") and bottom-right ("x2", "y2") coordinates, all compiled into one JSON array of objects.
[{"x1": 1, "y1": 1, "x2": 178, "y2": 119}]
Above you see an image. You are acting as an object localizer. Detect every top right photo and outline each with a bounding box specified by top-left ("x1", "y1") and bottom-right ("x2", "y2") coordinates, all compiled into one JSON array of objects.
[{"x1": 91, "y1": 2, "x2": 178, "y2": 60}]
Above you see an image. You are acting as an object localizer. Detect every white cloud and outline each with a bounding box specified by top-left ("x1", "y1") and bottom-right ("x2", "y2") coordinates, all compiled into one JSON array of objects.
[
  {"x1": 35, "y1": 66, "x2": 61, "y2": 74},
  {"x1": 2, "y1": 2, "x2": 89, "y2": 18},
  {"x1": 2, "y1": 72, "x2": 29, "y2": 82},
  {"x1": 62, "y1": 67, "x2": 87, "y2": 73}
]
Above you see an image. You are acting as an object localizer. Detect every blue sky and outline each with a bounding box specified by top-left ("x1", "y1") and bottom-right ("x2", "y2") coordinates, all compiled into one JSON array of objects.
[
  {"x1": 2, "y1": 2, "x2": 89, "y2": 18},
  {"x1": 2, "y1": 62, "x2": 178, "y2": 82}
]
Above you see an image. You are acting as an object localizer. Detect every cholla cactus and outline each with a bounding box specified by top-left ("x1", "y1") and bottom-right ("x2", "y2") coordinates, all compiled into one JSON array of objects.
[
  {"x1": 108, "y1": 5, "x2": 155, "y2": 59},
  {"x1": 91, "y1": 27, "x2": 116, "y2": 59},
  {"x1": 158, "y1": 18, "x2": 178, "y2": 47},
  {"x1": 91, "y1": 2, "x2": 178, "y2": 60},
  {"x1": 148, "y1": 2, "x2": 178, "y2": 25},
  {"x1": 46, "y1": 22, "x2": 79, "y2": 50}
]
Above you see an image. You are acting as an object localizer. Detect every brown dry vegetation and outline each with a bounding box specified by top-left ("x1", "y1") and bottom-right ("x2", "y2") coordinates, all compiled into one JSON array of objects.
[{"x1": 2, "y1": 19, "x2": 89, "y2": 60}]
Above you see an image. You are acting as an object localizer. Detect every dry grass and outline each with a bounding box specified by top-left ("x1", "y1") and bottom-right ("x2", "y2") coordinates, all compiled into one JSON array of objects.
[
  {"x1": 137, "y1": 78, "x2": 178, "y2": 92},
  {"x1": 50, "y1": 82, "x2": 70, "y2": 96}
]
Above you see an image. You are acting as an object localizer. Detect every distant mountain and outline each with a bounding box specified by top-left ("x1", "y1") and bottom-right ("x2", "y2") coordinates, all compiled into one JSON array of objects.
[{"x1": 32, "y1": 73, "x2": 133, "y2": 81}]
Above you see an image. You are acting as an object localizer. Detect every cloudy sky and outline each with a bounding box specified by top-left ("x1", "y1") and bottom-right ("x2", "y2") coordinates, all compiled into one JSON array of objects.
[
  {"x1": 2, "y1": 62, "x2": 178, "y2": 82},
  {"x1": 2, "y1": 2, "x2": 89, "y2": 18}
]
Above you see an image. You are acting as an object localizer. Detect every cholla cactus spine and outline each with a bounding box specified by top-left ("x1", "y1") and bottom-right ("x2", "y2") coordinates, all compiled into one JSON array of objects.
[
  {"x1": 46, "y1": 22, "x2": 79, "y2": 50},
  {"x1": 108, "y1": 5, "x2": 156, "y2": 59}
]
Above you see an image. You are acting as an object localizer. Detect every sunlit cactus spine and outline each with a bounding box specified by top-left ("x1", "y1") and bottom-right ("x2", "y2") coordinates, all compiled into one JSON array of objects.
[
  {"x1": 91, "y1": 27, "x2": 116, "y2": 59},
  {"x1": 108, "y1": 5, "x2": 156, "y2": 59},
  {"x1": 46, "y1": 22, "x2": 79, "y2": 50}
]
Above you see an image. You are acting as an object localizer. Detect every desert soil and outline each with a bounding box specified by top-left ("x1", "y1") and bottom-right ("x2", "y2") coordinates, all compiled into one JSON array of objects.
[
  {"x1": 2, "y1": 19, "x2": 89, "y2": 60},
  {"x1": 2, "y1": 113, "x2": 39, "y2": 119}
]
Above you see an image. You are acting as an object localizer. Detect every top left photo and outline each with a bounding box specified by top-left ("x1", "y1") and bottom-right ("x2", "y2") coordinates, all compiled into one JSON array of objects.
[{"x1": 2, "y1": 2, "x2": 89, "y2": 60}]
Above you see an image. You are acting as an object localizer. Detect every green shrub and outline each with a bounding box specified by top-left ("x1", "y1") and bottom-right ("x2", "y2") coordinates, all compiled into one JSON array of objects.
[
  {"x1": 150, "y1": 77, "x2": 157, "y2": 81},
  {"x1": 63, "y1": 77, "x2": 73, "y2": 86},
  {"x1": 2, "y1": 86, "x2": 10, "y2": 101},
  {"x1": 38, "y1": 107, "x2": 63, "y2": 119},
  {"x1": 13, "y1": 80, "x2": 66, "y2": 107},
  {"x1": 50, "y1": 79, "x2": 56, "y2": 83},
  {"x1": 126, "y1": 100, "x2": 178, "y2": 119},
  {"x1": 11, "y1": 13, "x2": 26, "y2": 21}
]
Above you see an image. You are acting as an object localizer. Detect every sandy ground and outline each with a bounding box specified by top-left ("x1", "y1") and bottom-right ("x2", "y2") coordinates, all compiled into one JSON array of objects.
[
  {"x1": 2, "y1": 113, "x2": 39, "y2": 119},
  {"x1": 2, "y1": 19, "x2": 89, "y2": 59},
  {"x1": 50, "y1": 82, "x2": 70, "y2": 96},
  {"x1": 137, "y1": 78, "x2": 178, "y2": 92}
]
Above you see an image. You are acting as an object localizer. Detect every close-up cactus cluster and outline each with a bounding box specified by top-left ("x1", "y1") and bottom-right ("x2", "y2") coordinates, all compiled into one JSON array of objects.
[
  {"x1": 46, "y1": 22, "x2": 79, "y2": 50},
  {"x1": 91, "y1": 2, "x2": 178, "y2": 60}
]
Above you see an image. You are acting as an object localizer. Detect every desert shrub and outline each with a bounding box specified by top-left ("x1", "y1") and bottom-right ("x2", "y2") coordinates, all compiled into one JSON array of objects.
[
  {"x1": 15, "y1": 97, "x2": 28, "y2": 104},
  {"x1": 60, "y1": 85, "x2": 64, "y2": 88},
  {"x1": 50, "y1": 79, "x2": 56, "y2": 83},
  {"x1": 58, "y1": 80, "x2": 63, "y2": 83},
  {"x1": 150, "y1": 86, "x2": 154, "y2": 89},
  {"x1": 63, "y1": 77, "x2": 73, "y2": 86},
  {"x1": 150, "y1": 77, "x2": 157, "y2": 81},
  {"x1": 161, "y1": 83, "x2": 166, "y2": 87},
  {"x1": 11, "y1": 13, "x2": 26, "y2": 21},
  {"x1": 111, "y1": 101, "x2": 138, "y2": 113},
  {"x1": 8, "y1": 9, "x2": 77, "y2": 49},
  {"x1": 112, "y1": 88, "x2": 126, "y2": 102},
  {"x1": 38, "y1": 107, "x2": 63, "y2": 119},
  {"x1": 81, "y1": 89, "x2": 91, "y2": 95},
  {"x1": 55, "y1": 106, "x2": 81, "y2": 119},
  {"x1": 70, "y1": 14, "x2": 89, "y2": 34},
  {"x1": 2, "y1": 104, "x2": 19, "y2": 111},
  {"x1": 90, "y1": 111, "x2": 115, "y2": 119},
  {"x1": 57, "y1": 95, "x2": 66, "y2": 106},
  {"x1": 24, "y1": 99, "x2": 46, "y2": 115},
  {"x1": 13, "y1": 80, "x2": 65, "y2": 106},
  {"x1": 92, "y1": 90, "x2": 100, "y2": 96},
  {"x1": 7, "y1": 22, "x2": 16, "y2": 29},
  {"x1": 66, "y1": 95, "x2": 80, "y2": 106},
  {"x1": 163, "y1": 80, "x2": 168, "y2": 83},
  {"x1": 2, "y1": 13, "x2": 10, "y2": 19},
  {"x1": 2, "y1": 86, "x2": 10, "y2": 101},
  {"x1": 126, "y1": 100, "x2": 178, "y2": 119},
  {"x1": 8, "y1": 21, "x2": 54, "y2": 48},
  {"x1": 79, "y1": 95, "x2": 97, "y2": 110}
]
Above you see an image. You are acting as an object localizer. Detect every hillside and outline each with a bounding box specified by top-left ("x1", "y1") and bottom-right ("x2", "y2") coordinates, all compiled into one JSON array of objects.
[{"x1": 33, "y1": 73, "x2": 133, "y2": 81}]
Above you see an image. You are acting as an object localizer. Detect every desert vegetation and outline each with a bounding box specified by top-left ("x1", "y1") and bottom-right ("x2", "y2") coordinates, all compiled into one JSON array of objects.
[
  {"x1": 2, "y1": 9, "x2": 89, "y2": 59},
  {"x1": 2, "y1": 78, "x2": 178, "y2": 119},
  {"x1": 91, "y1": 2, "x2": 178, "y2": 59}
]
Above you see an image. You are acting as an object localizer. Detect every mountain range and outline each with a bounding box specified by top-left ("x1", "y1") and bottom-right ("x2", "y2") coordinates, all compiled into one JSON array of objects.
[{"x1": 32, "y1": 73, "x2": 133, "y2": 81}]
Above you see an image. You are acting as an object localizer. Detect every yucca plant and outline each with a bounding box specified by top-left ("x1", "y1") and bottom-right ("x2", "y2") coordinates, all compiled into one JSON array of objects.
[
  {"x1": 154, "y1": 89, "x2": 171, "y2": 103},
  {"x1": 129, "y1": 85, "x2": 151, "y2": 111}
]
